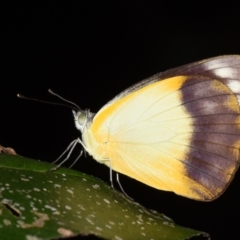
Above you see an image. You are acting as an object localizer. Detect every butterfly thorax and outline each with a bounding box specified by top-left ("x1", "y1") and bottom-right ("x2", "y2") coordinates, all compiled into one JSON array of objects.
[{"x1": 73, "y1": 109, "x2": 111, "y2": 166}]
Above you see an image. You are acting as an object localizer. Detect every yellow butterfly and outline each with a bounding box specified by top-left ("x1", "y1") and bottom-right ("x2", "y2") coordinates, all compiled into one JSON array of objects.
[{"x1": 72, "y1": 55, "x2": 240, "y2": 201}]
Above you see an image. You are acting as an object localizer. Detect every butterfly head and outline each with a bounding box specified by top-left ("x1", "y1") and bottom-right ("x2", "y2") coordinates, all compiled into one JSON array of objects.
[{"x1": 73, "y1": 109, "x2": 94, "y2": 133}]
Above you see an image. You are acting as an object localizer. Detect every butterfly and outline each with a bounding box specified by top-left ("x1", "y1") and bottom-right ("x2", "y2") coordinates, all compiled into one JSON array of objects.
[{"x1": 72, "y1": 55, "x2": 240, "y2": 201}]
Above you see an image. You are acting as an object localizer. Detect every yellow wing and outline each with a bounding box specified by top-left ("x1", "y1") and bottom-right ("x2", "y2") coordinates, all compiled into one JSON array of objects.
[{"x1": 82, "y1": 74, "x2": 240, "y2": 201}]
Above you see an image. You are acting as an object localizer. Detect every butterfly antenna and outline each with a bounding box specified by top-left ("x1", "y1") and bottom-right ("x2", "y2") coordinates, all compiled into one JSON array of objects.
[
  {"x1": 17, "y1": 92, "x2": 79, "y2": 110},
  {"x1": 48, "y1": 89, "x2": 81, "y2": 110}
]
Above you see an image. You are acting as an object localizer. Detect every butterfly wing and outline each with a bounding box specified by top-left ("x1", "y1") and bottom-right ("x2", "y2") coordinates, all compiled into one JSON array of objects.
[{"x1": 83, "y1": 56, "x2": 240, "y2": 201}]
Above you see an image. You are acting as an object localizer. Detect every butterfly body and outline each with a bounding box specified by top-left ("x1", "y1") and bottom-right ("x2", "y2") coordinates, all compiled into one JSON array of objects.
[{"x1": 73, "y1": 55, "x2": 240, "y2": 201}]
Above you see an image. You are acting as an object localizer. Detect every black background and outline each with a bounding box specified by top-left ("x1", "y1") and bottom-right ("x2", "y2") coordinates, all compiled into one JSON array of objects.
[{"x1": 1, "y1": 1, "x2": 240, "y2": 239}]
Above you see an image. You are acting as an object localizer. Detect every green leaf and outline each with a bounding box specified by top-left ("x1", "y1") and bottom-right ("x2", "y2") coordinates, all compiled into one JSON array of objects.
[{"x1": 0, "y1": 154, "x2": 208, "y2": 240}]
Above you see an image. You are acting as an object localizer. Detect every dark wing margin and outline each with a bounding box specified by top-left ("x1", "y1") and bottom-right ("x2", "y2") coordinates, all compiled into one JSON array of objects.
[{"x1": 179, "y1": 76, "x2": 240, "y2": 201}]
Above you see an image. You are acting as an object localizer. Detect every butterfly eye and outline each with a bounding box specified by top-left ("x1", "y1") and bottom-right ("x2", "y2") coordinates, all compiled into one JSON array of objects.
[
  {"x1": 72, "y1": 110, "x2": 88, "y2": 132},
  {"x1": 78, "y1": 112, "x2": 86, "y2": 126}
]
